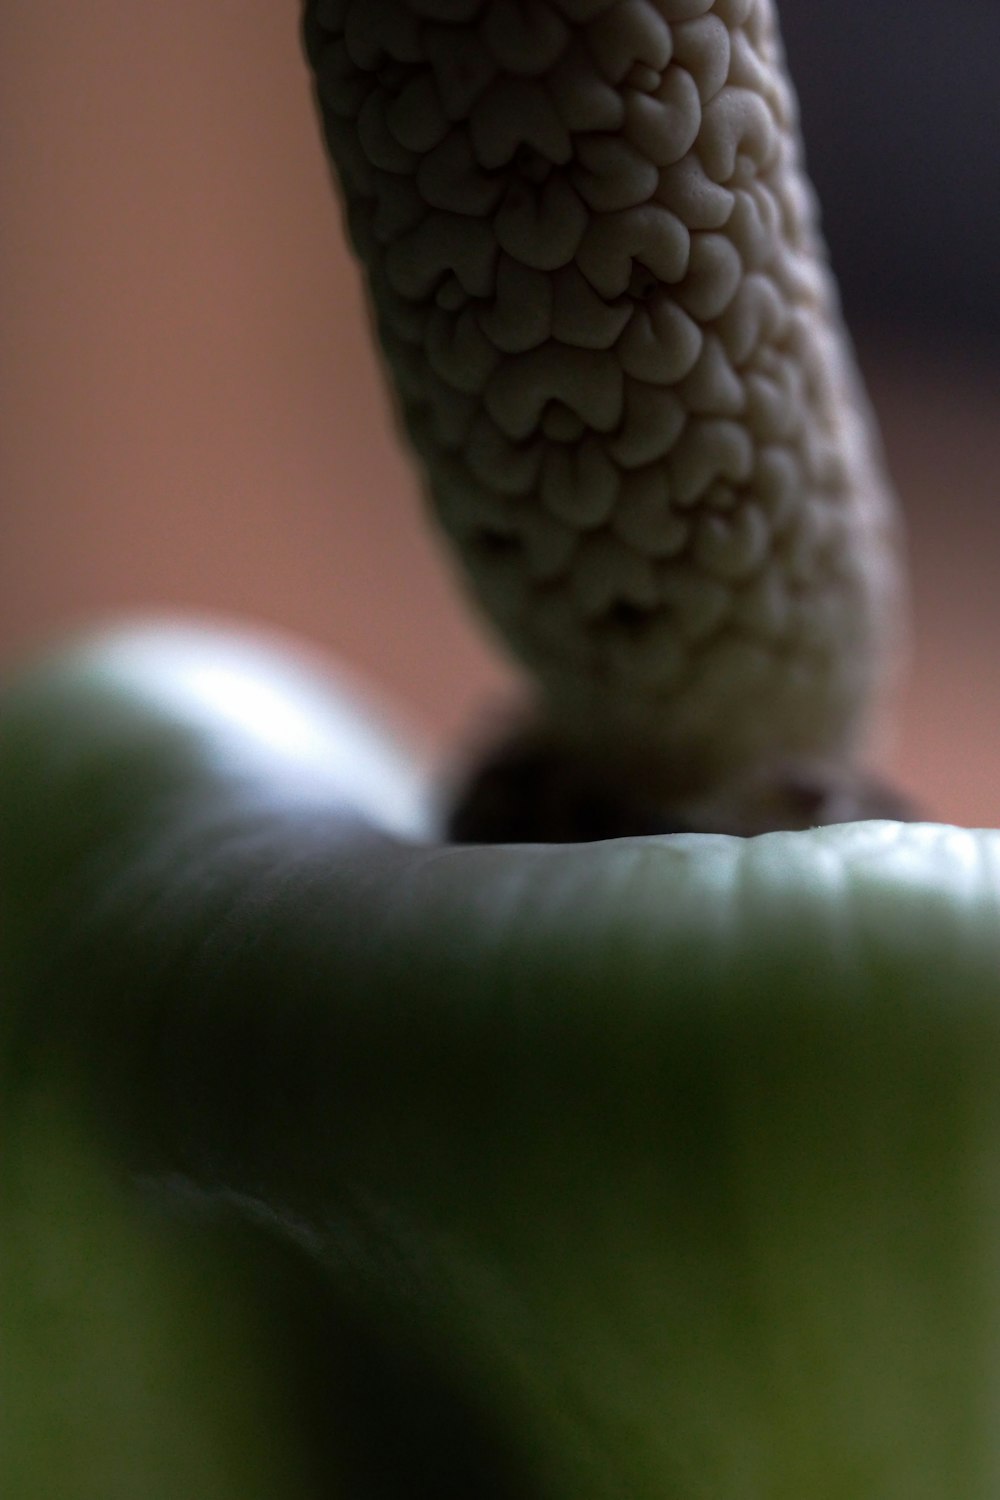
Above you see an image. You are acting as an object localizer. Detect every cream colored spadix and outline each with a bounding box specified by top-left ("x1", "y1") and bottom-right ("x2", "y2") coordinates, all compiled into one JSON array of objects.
[{"x1": 303, "y1": 0, "x2": 904, "y2": 792}]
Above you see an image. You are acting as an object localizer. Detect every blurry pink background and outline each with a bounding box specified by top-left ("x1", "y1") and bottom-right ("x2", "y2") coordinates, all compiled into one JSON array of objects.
[{"x1": 2, "y1": 0, "x2": 997, "y2": 824}]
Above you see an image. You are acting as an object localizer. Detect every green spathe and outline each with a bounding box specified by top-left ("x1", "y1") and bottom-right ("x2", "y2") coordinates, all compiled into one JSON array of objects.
[
  {"x1": 4, "y1": 622, "x2": 1000, "y2": 1497},
  {"x1": 2, "y1": 1085, "x2": 334, "y2": 1500}
]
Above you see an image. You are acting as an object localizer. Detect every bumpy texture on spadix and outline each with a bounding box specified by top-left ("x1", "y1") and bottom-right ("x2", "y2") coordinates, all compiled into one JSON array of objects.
[{"x1": 303, "y1": 0, "x2": 902, "y2": 786}]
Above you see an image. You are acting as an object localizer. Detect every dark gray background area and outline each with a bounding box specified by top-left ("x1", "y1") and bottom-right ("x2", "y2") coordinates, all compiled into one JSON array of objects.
[{"x1": 779, "y1": 0, "x2": 1000, "y2": 352}]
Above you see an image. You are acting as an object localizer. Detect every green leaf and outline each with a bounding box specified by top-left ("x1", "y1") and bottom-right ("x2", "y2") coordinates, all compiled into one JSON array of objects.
[
  {"x1": 4, "y1": 621, "x2": 1000, "y2": 1497},
  {"x1": 1, "y1": 1083, "x2": 333, "y2": 1498}
]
